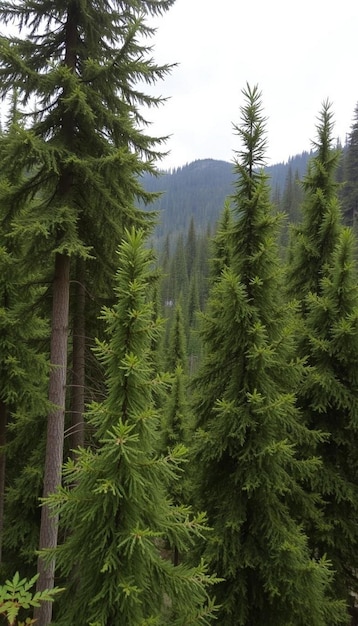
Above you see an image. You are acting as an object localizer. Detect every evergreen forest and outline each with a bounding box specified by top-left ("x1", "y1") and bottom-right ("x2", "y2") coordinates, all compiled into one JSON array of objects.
[{"x1": 1, "y1": 2, "x2": 358, "y2": 626}]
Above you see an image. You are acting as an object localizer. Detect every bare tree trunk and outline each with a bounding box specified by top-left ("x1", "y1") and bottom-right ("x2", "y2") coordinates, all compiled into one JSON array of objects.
[
  {"x1": 70, "y1": 259, "x2": 86, "y2": 452},
  {"x1": 0, "y1": 399, "x2": 7, "y2": 563},
  {"x1": 34, "y1": 252, "x2": 70, "y2": 626}
]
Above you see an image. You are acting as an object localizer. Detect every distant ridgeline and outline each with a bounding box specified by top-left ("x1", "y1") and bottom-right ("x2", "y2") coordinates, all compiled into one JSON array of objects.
[{"x1": 139, "y1": 153, "x2": 313, "y2": 248}]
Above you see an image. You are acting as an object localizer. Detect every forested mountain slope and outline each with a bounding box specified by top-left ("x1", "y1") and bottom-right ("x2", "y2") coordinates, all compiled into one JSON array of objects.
[{"x1": 141, "y1": 152, "x2": 313, "y2": 246}]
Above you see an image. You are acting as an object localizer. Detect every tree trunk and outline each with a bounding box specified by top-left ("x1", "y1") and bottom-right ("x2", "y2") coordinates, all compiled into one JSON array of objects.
[
  {"x1": 34, "y1": 252, "x2": 70, "y2": 626},
  {"x1": 35, "y1": 9, "x2": 77, "y2": 623},
  {"x1": 0, "y1": 399, "x2": 7, "y2": 563},
  {"x1": 70, "y1": 259, "x2": 86, "y2": 452}
]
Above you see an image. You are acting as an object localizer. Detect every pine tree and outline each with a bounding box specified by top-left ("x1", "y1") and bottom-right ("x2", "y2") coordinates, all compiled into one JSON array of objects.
[
  {"x1": 286, "y1": 102, "x2": 342, "y2": 300},
  {"x1": 190, "y1": 84, "x2": 345, "y2": 626},
  {"x1": 162, "y1": 302, "x2": 190, "y2": 464},
  {"x1": 341, "y1": 102, "x2": 358, "y2": 227},
  {"x1": 188, "y1": 270, "x2": 200, "y2": 329},
  {"x1": 0, "y1": 2, "x2": 176, "y2": 619},
  {"x1": 209, "y1": 199, "x2": 233, "y2": 281},
  {"x1": 300, "y1": 228, "x2": 358, "y2": 606},
  {"x1": 159, "y1": 233, "x2": 172, "y2": 308},
  {"x1": 187, "y1": 270, "x2": 202, "y2": 370},
  {"x1": 161, "y1": 235, "x2": 190, "y2": 356},
  {"x1": 45, "y1": 229, "x2": 217, "y2": 626},
  {"x1": 0, "y1": 234, "x2": 50, "y2": 574},
  {"x1": 162, "y1": 304, "x2": 190, "y2": 499},
  {"x1": 185, "y1": 217, "x2": 197, "y2": 280},
  {"x1": 286, "y1": 102, "x2": 358, "y2": 615},
  {"x1": 197, "y1": 227, "x2": 211, "y2": 309},
  {"x1": 279, "y1": 166, "x2": 303, "y2": 249},
  {"x1": 165, "y1": 304, "x2": 188, "y2": 374},
  {"x1": 281, "y1": 166, "x2": 303, "y2": 224},
  {"x1": 170, "y1": 234, "x2": 190, "y2": 309}
]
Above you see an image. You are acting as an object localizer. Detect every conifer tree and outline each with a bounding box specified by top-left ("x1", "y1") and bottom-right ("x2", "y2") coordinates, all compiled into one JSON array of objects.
[
  {"x1": 45, "y1": 229, "x2": 217, "y2": 626},
  {"x1": 163, "y1": 365, "x2": 188, "y2": 452},
  {"x1": 0, "y1": 241, "x2": 49, "y2": 573},
  {"x1": 162, "y1": 362, "x2": 190, "y2": 570},
  {"x1": 279, "y1": 166, "x2": 303, "y2": 249},
  {"x1": 286, "y1": 103, "x2": 358, "y2": 614},
  {"x1": 300, "y1": 228, "x2": 358, "y2": 606},
  {"x1": 197, "y1": 228, "x2": 211, "y2": 309},
  {"x1": 185, "y1": 217, "x2": 198, "y2": 279},
  {"x1": 282, "y1": 166, "x2": 303, "y2": 224},
  {"x1": 187, "y1": 273, "x2": 202, "y2": 371},
  {"x1": 162, "y1": 304, "x2": 190, "y2": 478},
  {"x1": 0, "y1": 1, "x2": 175, "y2": 617},
  {"x1": 209, "y1": 199, "x2": 233, "y2": 281},
  {"x1": 188, "y1": 269, "x2": 200, "y2": 329},
  {"x1": 341, "y1": 102, "x2": 358, "y2": 227},
  {"x1": 162, "y1": 303, "x2": 189, "y2": 459},
  {"x1": 170, "y1": 234, "x2": 190, "y2": 308},
  {"x1": 190, "y1": 84, "x2": 345, "y2": 626},
  {"x1": 159, "y1": 233, "x2": 172, "y2": 309},
  {"x1": 286, "y1": 102, "x2": 341, "y2": 300},
  {"x1": 161, "y1": 236, "x2": 190, "y2": 355},
  {"x1": 165, "y1": 304, "x2": 188, "y2": 374}
]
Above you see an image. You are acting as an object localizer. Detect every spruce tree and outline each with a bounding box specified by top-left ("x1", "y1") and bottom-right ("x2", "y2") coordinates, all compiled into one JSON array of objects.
[
  {"x1": 286, "y1": 102, "x2": 341, "y2": 300},
  {"x1": 0, "y1": 239, "x2": 49, "y2": 573},
  {"x1": 281, "y1": 166, "x2": 303, "y2": 225},
  {"x1": 159, "y1": 233, "x2": 172, "y2": 310},
  {"x1": 161, "y1": 235, "x2": 190, "y2": 356},
  {"x1": 286, "y1": 102, "x2": 358, "y2": 615},
  {"x1": 162, "y1": 302, "x2": 189, "y2": 453},
  {"x1": 165, "y1": 304, "x2": 188, "y2": 374},
  {"x1": 300, "y1": 228, "x2": 358, "y2": 607},
  {"x1": 197, "y1": 228, "x2": 211, "y2": 309},
  {"x1": 0, "y1": 1, "x2": 175, "y2": 618},
  {"x1": 341, "y1": 102, "x2": 358, "y2": 227},
  {"x1": 170, "y1": 234, "x2": 190, "y2": 309},
  {"x1": 185, "y1": 217, "x2": 198, "y2": 279},
  {"x1": 162, "y1": 303, "x2": 190, "y2": 521},
  {"x1": 190, "y1": 84, "x2": 345, "y2": 626},
  {"x1": 209, "y1": 199, "x2": 233, "y2": 281},
  {"x1": 45, "y1": 229, "x2": 217, "y2": 626},
  {"x1": 279, "y1": 166, "x2": 303, "y2": 249}
]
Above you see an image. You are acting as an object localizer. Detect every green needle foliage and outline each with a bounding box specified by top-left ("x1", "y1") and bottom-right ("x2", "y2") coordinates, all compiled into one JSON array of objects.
[
  {"x1": 44, "y1": 229, "x2": 217, "y2": 626},
  {"x1": 166, "y1": 304, "x2": 188, "y2": 374},
  {"x1": 341, "y1": 102, "x2": 358, "y2": 227},
  {"x1": 300, "y1": 228, "x2": 358, "y2": 601},
  {"x1": 209, "y1": 199, "x2": 234, "y2": 282},
  {"x1": 190, "y1": 84, "x2": 345, "y2": 626},
  {"x1": 163, "y1": 304, "x2": 189, "y2": 454},
  {"x1": 286, "y1": 103, "x2": 358, "y2": 609},
  {"x1": 0, "y1": 0, "x2": 175, "y2": 281},
  {"x1": 162, "y1": 304, "x2": 191, "y2": 528},
  {"x1": 0, "y1": 243, "x2": 49, "y2": 574},
  {"x1": 286, "y1": 102, "x2": 342, "y2": 300},
  {"x1": 0, "y1": 0, "x2": 176, "y2": 292},
  {"x1": 0, "y1": 2, "x2": 177, "y2": 612}
]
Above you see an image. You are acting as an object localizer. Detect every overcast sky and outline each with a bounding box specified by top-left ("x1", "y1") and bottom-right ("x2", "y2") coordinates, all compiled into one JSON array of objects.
[{"x1": 146, "y1": 0, "x2": 358, "y2": 169}]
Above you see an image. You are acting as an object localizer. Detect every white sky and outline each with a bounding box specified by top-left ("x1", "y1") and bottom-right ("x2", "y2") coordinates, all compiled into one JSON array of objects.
[{"x1": 147, "y1": 0, "x2": 358, "y2": 169}]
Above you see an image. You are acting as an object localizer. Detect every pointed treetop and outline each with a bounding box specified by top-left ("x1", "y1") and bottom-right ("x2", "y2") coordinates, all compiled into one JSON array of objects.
[
  {"x1": 233, "y1": 83, "x2": 268, "y2": 177},
  {"x1": 286, "y1": 100, "x2": 342, "y2": 300}
]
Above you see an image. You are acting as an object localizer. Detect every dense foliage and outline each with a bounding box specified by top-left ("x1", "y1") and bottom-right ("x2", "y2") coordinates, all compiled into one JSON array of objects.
[
  {"x1": 45, "y1": 229, "x2": 217, "y2": 626},
  {"x1": 0, "y1": 0, "x2": 358, "y2": 621},
  {"x1": 188, "y1": 84, "x2": 345, "y2": 626},
  {"x1": 286, "y1": 102, "x2": 358, "y2": 608}
]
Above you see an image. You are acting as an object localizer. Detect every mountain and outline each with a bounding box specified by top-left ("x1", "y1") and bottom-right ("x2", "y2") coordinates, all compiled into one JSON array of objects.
[{"x1": 141, "y1": 152, "x2": 313, "y2": 247}]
